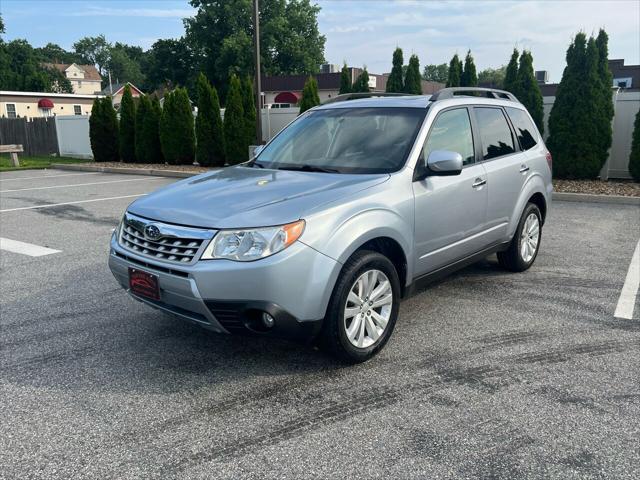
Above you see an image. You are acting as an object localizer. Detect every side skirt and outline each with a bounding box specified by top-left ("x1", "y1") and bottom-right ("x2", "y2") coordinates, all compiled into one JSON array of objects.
[{"x1": 403, "y1": 241, "x2": 510, "y2": 298}]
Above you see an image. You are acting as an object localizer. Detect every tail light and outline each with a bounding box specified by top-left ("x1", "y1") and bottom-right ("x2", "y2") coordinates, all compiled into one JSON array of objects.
[{"x1": 545, "y1": 151, "x2": 552, "y2": 172}]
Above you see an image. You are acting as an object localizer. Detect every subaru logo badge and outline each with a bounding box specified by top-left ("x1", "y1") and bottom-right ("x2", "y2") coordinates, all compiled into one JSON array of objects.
[{"x1": 144, "y1": 224, "x2": 161, "y2": 240}]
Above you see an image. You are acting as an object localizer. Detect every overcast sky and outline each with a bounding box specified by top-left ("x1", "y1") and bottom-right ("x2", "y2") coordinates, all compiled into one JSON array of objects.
[{"x1": 2, "y1": 0, "x2": 639, "y2": 82}]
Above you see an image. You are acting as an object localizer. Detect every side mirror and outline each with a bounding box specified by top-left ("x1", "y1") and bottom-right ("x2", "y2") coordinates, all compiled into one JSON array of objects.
[{"x1": 426, "y1": 150, "x2": 463, "y2": 176}]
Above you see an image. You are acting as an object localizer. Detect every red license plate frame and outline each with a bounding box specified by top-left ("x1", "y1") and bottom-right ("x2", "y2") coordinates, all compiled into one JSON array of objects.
[{"x1": 128, "y1": 267, "x2": 160, "y2": 301}]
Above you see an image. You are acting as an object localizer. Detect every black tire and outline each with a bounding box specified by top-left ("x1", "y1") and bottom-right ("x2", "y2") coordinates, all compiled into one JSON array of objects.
[
  {"x1": 320, "y1": 250, "x2": 401, "y2": 363},
  {"x1": 497, "y1": 203, "x2": 542, "y2": 272}
]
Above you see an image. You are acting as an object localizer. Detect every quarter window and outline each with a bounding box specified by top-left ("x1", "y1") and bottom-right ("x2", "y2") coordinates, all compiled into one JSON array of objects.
[
  {"x1": 6, "y1": 103, "x2": 16, "y2": 118},
  {"x1": 506, "y1": 107, "x2": 538, "y2": 151},
  {"x1": 422, "y1": 108, "x2": 475, "y2": 166},
  {"x1": 475, "y1": 107, "x2": 516, "y2": 160}
]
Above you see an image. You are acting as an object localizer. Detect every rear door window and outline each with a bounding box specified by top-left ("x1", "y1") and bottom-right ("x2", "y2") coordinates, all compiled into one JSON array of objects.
[
  {"x1": 475, "y1": 107, "x2": 516, "y2": 160},
  {"x1": 505, "y1": 107, "x2": 538, "y2": 151}
]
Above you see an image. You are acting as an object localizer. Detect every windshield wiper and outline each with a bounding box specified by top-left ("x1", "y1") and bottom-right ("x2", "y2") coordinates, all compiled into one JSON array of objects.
[{"x1": 276, "y1": 164, "x2": 340, "y2": 173}]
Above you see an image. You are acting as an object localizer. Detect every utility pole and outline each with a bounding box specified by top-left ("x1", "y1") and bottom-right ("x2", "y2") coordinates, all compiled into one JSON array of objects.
[{"x1": 253, "y1": 0, "x2": 263, "y2": 144}]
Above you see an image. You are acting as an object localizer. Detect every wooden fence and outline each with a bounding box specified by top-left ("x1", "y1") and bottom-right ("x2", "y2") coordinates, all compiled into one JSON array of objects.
[{"x1": 0, "y1": 117, "x2": 59, "y2": 156}]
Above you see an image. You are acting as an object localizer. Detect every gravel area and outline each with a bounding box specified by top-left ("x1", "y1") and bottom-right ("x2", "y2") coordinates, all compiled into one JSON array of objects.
[{"x1": 553, "y1": 179, "x2": 640, "y2": 197}]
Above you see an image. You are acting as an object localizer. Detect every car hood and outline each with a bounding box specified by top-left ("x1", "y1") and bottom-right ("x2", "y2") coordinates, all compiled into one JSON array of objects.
[{"x1": 128, "y1": 166, "x2": 389, "y2": 229}]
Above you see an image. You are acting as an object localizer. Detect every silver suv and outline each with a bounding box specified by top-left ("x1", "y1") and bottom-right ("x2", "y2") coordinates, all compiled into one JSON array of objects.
[{"x1": 109, "y1": 87, "x2": 552, "y2": 362}]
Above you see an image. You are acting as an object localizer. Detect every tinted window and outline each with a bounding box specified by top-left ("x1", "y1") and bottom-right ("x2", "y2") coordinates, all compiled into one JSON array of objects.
[
  {"x1": 256, "y1": 107, "x2": 425, "y2": 174},
  {"x1": 506, "y1": 107, "x2": 538, "y2": 150},
  {"x1": 475, "y1": 107, "x2": 515, "y2": 160},
  {"x1": 423, "y1": 108, "x2": 475, "y2": 166}
]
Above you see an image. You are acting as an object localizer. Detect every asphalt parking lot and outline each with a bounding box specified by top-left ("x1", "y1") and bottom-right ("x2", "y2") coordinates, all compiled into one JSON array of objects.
[{"x1": 1, "y1": 169, "x2": 639, "y2": 479}]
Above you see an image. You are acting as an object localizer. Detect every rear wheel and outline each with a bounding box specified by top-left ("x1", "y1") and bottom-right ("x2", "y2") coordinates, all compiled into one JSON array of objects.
[
  {"x1": 321, "y1": 250, "x2": 400, "y2": 363},
  {"x1": 497, "y1": 203, "x2": 542, "y2": 272}
]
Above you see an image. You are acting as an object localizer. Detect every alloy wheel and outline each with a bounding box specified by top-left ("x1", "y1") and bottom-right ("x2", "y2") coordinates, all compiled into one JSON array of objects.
[{"x1": 520, "y1": 213, "x2": 540, "y2": 263}]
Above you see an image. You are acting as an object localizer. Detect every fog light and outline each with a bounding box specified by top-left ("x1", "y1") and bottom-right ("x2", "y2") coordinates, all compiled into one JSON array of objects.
[{"x1": 262, "y1": 312, "x2": 275, "y2": 328}]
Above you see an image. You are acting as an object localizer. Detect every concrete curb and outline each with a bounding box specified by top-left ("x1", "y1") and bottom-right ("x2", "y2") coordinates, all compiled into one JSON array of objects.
[
  {"x1": 52, "y1": 164, "x2": 640, "y2": 206},
  {"x1": 552, "y1": 192, "x2": 640, "y2": 206},
  {"x1": 51, "y1": 163, "x2": 200, "y2": 178}
]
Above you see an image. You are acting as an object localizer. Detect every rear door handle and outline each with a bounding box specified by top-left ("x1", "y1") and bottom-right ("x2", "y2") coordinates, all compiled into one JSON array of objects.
[
  {"x1": 519, "y1": 165, "x2": 530, "y2": 173},
  {"x1": 472, "y1": 178, "x2": 487, "y2": 188}
]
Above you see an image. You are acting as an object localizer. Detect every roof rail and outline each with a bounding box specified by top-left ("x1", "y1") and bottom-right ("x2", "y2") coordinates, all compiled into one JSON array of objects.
[
  {"x1": 322, "y1": 92, "x2": 418, "y2": 104},
  {"x1": 429, "y1": 87, "x2": 518, "y2": 102}
]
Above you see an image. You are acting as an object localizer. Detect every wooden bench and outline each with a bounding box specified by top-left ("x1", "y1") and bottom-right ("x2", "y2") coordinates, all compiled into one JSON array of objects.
[{"x1": 0, "y1": 144, "x2": 24, "y2": 167}]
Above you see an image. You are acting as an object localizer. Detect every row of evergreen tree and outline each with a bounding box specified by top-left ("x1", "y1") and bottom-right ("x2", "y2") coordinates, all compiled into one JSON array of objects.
[{"x1": 89, "y1": 74, "x2": 258, "y2": 166}]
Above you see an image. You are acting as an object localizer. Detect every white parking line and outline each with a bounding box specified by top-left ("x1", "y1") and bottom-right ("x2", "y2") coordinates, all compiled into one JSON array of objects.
[
  {"x1": 0, "y1": 177, "x2": 164, "y2": 193},
  {"x1": 0, "y1": 237, "x2": 61, "y2": 256},
  {"x1": 0, "y1": 172, "x2": 101, "y2": 182},
  {"x1": 614, "y1": 239, "x2": 640, "y2": 320},
  {"x1": 0, "y1": 194, "x2": 146, "y2": 213}
]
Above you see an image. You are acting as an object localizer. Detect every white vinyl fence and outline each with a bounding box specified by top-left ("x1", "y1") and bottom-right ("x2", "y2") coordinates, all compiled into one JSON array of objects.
[{"x1": 55, "y1": 115, "x2": 93, "y2": 159}]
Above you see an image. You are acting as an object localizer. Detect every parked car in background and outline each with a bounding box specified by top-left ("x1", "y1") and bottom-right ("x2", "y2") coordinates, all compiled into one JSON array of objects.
[{"x1": 109, "y1": 87, "x2": 552, "y2": 362}]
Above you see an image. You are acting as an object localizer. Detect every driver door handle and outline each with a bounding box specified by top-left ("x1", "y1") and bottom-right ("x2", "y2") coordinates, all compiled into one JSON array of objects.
[{"x1": 472, "y1": 178, "x2": 487, "y2": 188}]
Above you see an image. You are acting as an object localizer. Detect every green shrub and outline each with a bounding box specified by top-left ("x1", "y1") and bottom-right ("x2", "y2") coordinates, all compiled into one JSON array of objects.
[
  {"x1": 517, "y1": 51, "x2": 544, "y2": 135},
  {"x1": 89, "y1": 97, "x2": 119, "y2": 163},
  {"x1": 460, "y1": 50, "x2": 477, "y2": 87},
  {"x1": 503, "y1": 48, "x2": 520, "y2": 97},
  {"x1": 160, "y1": 88, "x2": 195, "y2": 165},
  {"x1": 386, "y1": 48, "x2": 404, "y2": 93},
  {"x1": 339, "y1": 63, "x2": 351, "y2": 94},
  {"x1": 629, "y1": 108, "x2": 640, "y2": 182},
  {"x1": 241, "y1": 76, "x2": 257, "y2": 146},
  {"x1": 119, "y1": 84, "x2": 136, "y2": 163},
  {"x1": 352, "y1": 68, "x2": 370, "y2": 93},
  {"x1": 446, "y1": 54, "x2": 462, "y2": 87},
  {"x1": 149, "y1": 97, "x2": 164, "y2": 163},
  {"x1": 224, "y1": 74, "x2": 247, "y2": 164},
  {"x1": 299, "y1": 76, "x2": 320, "y2": 114},
  {"x1": 134, "y1": 94, "x2": 150, "y2": 163},
  {"x1": 195, "y1": 73, "x2": 217, "y2": 166},
  {"x1": 404, "y1": 54, "x2": 421, "y2": 94}
]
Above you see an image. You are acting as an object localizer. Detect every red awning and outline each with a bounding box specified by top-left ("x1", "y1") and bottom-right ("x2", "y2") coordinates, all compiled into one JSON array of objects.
[
  {"x1": 274, "y1": 91, "x2": 300, "y2": 104},
  {"x1": 38, "y1": 98, "x2": 54, "y2": 109}
]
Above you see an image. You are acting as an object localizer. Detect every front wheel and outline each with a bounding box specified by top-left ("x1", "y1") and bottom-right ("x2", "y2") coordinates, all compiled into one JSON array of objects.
[
  {"x1": 498, "y1": 203, "x2": 542, "y2": 272},
  {"x1": 320, "y1": 250, "x2": 401, "y2": 363}
]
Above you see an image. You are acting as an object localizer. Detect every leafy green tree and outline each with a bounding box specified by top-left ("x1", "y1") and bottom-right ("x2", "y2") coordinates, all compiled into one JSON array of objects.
[
  {"x1": 89, "y1": 97, "x2": 119, "y2": 162},
  {"x1": 629, "y1": 108, "x2": 640, "y2": 182},
  {"x1": 73, "y1": 35, "x2": 111, "y2": 76},
  {"x1": 403, "y1": 54, "x2": 422, "y2": 94},
  {"x1": 224, "y1": 74, "x2": 247, "y2": 164},
  {"x1": 145, "y1": 38, "x2": 193, "y2": 91},
  {"x1": 516, "y1": 51, "x2": 544, "y2": 135},
  {"x1": 422, "y1": 63, "x2": 448, "y2": 83},
  {"x1": 160, "y1": 88, "x2": 195, "y2": 165},
  {"x1": 35, "y1": 42, "x2": 82, "y2": 64},
  {"x1": 446, "y1": 54, "x2": 462, "y2": 87},
  {"x1": 299, "y1": 76, "x2": 320, "y2": 114},
  {"x1": 547, "y1": 33, "x2": 604, "y2": 179},
  {"x1": 107, "y1": 46, "x2": 145, "y2": 87},
  {"x1": 339, "y1": 63, "x2": 351, "y2": 94},
  {"x1": 134, "y1": 95, "x2": 150, "y2": 163},
  {"x1": 595, "y1": 29, "x2": 614, "y2": 164},
  {"x1": 477, "y1": 66, "x2": 506, "y2": 88},
  {"x1": 119, "y1": 84, "x2": 137, "y2": 163},
  {"x1": 386, "y1": 47, "x2": 404, "y2": 93},
  {"x1": 241, "y1": 76, "x2": 257, "y2": 145},
  {"x1": 352, "y1": 68, "x2": 370, "y2": 93},
  {"x1": 461, "y1": 50, "x2": 477, "y2": 87},
  {"x1": 185, "y1": 0, "x2": 325, "y2": 96},
  {"x1": 503, "y1": 48, "x2": 520, "y2": 96}
]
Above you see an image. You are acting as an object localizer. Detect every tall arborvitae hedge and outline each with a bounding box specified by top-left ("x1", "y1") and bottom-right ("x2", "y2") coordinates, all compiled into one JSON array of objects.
[
  {"x1": 629, "y1": 108, "x2": 640, "y2": 182},
  {"x1": 209, "y1": 85, "x2": 225, "y2": 166},
  {"x1": 89, "y1": 97, "x2": 119, "y2": 162},
  {"x1": 517, "y1": 51, "x2": 544, "y2": 135},
  {"x1": 404, "y1": 54, "x2": 422, "y2": 94},
  {"x1": 461, "y1": 50, "x2": 477, "y2": 87},
  {"x1": 134, "y1": 94, "x2": 150, "y2": 163},
  {"x1": 547, "y1": 33, "x2": 604, "y2": 179},
  {"x1": 339, "y1": 63, "x2": 351, "y2": 94},
  {"x1": 241, "y1": 76, "x2": 257, "y2": 146},
  {"x1": 299, "y1": 76, "x2": 320, "y2": 114},
  {"x1": 224, "y1": 74, "x2": 247, "y2": 164},
  {"x1": 504, "y1": 48, "x2": 520, "y2": 96},
  {"x1": 446, "y1": 54, "x2": 462, "y2": 87},
  {"x1": 195, "y1": 73, "x2": 218, "y2": 166},
  {"x1": 595, "y1": 29, "x2": 614, "y2": 164},
  {"x1": 386, "y1": 48, "x2": 404, "y2": 93},
  {"x1": 148, "y1": 97, "x2": 164, "y2": 163},
  {"x1": 352, "y1": 68, "x2": 370, "y2": 93},
  {"x1": 119, "y1": 84, "x2": 136, "y2": 163},
  {"x1": 160, "y1": 88, "x2": 195, "y2": 165}
]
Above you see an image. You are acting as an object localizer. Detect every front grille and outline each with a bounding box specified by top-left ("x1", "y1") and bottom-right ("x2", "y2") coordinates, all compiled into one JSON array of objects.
[{"x1": 119, "y1": 212, "x2": 215, "y2": 265}]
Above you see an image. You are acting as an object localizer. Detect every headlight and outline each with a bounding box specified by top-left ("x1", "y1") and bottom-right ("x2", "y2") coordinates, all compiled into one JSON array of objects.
[{"x1": 200, "y1": 220, "x2": 305, "y2": 261}]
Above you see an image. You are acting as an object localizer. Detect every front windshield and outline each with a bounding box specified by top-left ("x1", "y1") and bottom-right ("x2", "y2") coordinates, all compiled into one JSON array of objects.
[{"x1": 253, "y1": 107, "x2": 426, "y2": 174}]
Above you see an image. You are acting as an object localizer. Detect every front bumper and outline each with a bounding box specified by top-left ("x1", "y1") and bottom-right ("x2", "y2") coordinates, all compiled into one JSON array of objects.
[{"x1": 108, "y1": 234, "x2": 340, "y2": 341}]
